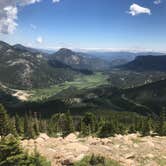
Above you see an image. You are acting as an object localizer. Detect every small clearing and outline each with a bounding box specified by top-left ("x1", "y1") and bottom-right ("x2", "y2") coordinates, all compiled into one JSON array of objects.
[{"x1": 12, "y1": 90, "x2": 31, "y2": 101}]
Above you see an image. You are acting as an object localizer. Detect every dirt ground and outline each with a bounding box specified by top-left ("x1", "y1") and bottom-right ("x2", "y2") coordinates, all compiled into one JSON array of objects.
[{"x1": 21, "y1": 133, "x2": 166, "y2": 166}]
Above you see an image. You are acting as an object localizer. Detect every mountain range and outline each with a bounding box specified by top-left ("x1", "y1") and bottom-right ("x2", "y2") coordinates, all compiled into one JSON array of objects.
[
  {"x1": 0, "y1": 41, "x2": 82, "y2": 89},
  {"x1": 0, "y1": 41, "x2": 112, "y2": 89},
  {"x1": 87, "y1": 51, "x2": 165, "y2": 67},
  {"x1": 1, "y1": 40, "x2": 166, "y2": 117},
  {"x1": 122, "y1": 55, "x2": 166, "y2": 71}
]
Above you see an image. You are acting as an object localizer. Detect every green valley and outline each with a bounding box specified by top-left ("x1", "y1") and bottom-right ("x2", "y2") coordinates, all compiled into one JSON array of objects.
[{"x1": 29, "y1": 72, "x2": 109, "y2": 101}]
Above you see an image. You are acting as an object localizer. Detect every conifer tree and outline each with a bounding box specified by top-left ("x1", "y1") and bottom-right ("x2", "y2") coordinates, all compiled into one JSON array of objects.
[
  {"x1": 156, "y1": 109, "x2": 166, "y2": 136},
  {"x1": 39, "y1": 120, "x2": 47, "y2": 133},
  {"x1": 82, "y1": 112, "x2": 96, "y2": 135},
  {"x1": 24, "y1": 113, "x2": 35, "y2": 138},
  {"x1": 15, "y1": 114, "x2": 24, "y2": 136},
  {"x1": 134, "y1": 118, "x2": 142, "y2": 132},
  {"x1": 128, "y1": 125, "x2": 136, "y2": 134},
  {"x1": 38, "y1": 113, "x2": 47, "y2": 133},
  {"x1": 33, "y1": 112, "x2": 40, "y2": 136},
  {"x1": 98, "y1": 121, "x2": 115, "y2": 138},
  {"x1": 59, "y1": 112, "x2": 75, "y2": 137},
  {"x1": 0, "y1": 135, "x2": 51, "y2": 166},
  {"x1": 118, "y1": 124, "x2": 126, "y2": 135},
  {"x1": 47, "y1": 114, "x2": 60, "y2": 136},
  {"x1": 65, "y1": 111, "x2": 75, "y2": 134},
  {"x1": 81, "y1": 122, "x2": 91, "y2": 136},
  {"x1": 9, "y1": 117, "x2": 18, "y2": 136},
  {"x1": 0, "y1": 135, "x2": 29, "y2": 166},
  {"x1": 141, "y1": 118, "x2": 150, "y2": 136},
  {"x1": 0, "y1": 104, "x2": 10, "y2": 136}
]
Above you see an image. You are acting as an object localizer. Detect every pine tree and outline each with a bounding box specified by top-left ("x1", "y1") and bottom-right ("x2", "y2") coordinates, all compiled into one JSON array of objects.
[
  {"x1": 80, "y1": 119, "x2": 88, "y2": 136},
  {"x1": 65, "y1": 111, "x2": 74, "y2": 134},
  {"x1": 0, "y1": 135, "x2": 51, "y2": 166},
  {"x1": 0, "y1": 135, "x2": 29, "y2": 166},
  {"x1": 24, "y1": 113, "x2": 35, "y2": 138},
  {"x1": 134, "y1": 118, "x2": 142, "y2": 132},
  {"x1": 118, "y1": 124, "x2": 126, "y2": 135},
  {"x1": 39, "y1": 120, "x2": 47, "y2": 133},
  {"x1": 81, "y1": 122, "x2": 91, "y2": 136},
  {"x1": 15, "y1": 114, "x2": 24, "y2": 136},
  {"x1": 141, "y1": 118, "x2": 150, "y2": 136},
  {"x1": 38, "y1": 114, "x2": 47, "y2": 133},
  {"x1": 9, "y1": 117, "x2": 18, "y2": 136},
  {"x1": 98, "y1": 121, "x2": 115, "y2": 138},
  {"x1": 128, "y1": 125, "x2": 136, "y2": 134},
  {"x1": 33, "y1": 112, "x2": 40, "y2": 136},
  {"x1": 59, "y1": 112, "x2": 75, "y2": 137},
  {"x1": 156, "y1": 109, "x2": 166, "y2": 136},
  {"x1": 82, "y1": 112, "x2": 96, "y2": 135},
  {"x1": 0, "y1": 104, "x2": 10, "y2": 136}
]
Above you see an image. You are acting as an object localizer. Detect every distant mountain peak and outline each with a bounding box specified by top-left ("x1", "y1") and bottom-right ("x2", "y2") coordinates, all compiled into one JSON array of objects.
[
  {"x1": 13, "y1": 44, "x2": 25, "y2": 47},
  {"x1": 56, "y1": 48, "x2": 75, "y2": 56},
  {"x1": 13, "y1": 43, "x2": 25, "y2": 47},
  {"x1": 59, "y1": 48, "x2": 72, "y2": 51},
  {"x1": 51, "y1": 48, "x2": 110, "y2": 71}
]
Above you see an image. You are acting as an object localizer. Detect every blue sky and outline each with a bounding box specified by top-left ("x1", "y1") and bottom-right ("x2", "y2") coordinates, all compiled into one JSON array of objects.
[{"x1": 0, "y1": 0, "x2": 166, "y2": 52}]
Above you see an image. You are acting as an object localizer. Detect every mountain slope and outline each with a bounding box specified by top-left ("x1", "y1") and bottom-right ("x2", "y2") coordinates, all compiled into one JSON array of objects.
[
  {"x1": 13, "y1": 44, "x2": 55, "y2": 54},
  {"x1": 88, "y1": 51, "x2": 165, "y2": 67},
  {"x1": 13, "y1": 44, "x2": 41, "y2": 54},
  {"x1": 122, "y1": 55, "x2": 166, "y2": 71},
  {"x1": 124, "y1": 79, "x2": 166, "y2": 114},
  {"x1": 0, "y1": 41, "x2": 80, "y2": 89},
  {"x1": 50, "y1": 48, "x2": 110, "y2": 71}
]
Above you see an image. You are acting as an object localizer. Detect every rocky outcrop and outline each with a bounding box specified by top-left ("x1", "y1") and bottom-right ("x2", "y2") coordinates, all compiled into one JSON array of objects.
[{"x1": 21, "y1": 133, "x2": 166, "y2": 166}]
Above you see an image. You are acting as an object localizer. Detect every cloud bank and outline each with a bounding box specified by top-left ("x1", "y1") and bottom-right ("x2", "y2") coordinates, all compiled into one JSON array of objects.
[
  {"x1": 0, "y1": 5, "x2": 18, "y2": 34},
  {"x1": 0, "y1": 0, "x2": 60, "y2": 34},
  {"x1": 0, "y1": 0, "x2": 41, "y2": 34},
  {"x1": 128, "y1": 3, "x2": 151, "y2": 16}
]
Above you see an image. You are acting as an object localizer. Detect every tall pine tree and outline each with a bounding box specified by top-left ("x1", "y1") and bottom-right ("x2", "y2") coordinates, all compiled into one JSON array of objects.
[
  {"x1": 156, "y1": 108, "x2": 166, "y2": 136},
  {"x1": 0, "y1": 104, "x2": 10, "y2": 136}
]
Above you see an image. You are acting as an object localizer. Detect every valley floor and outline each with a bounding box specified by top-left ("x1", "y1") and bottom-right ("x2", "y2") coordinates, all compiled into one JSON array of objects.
[{"x1": 21, "y1": 133, "x2": 166, "y2": 166}]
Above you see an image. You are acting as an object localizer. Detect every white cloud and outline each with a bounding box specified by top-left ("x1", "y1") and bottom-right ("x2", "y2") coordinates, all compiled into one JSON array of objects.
[
  {"x1": 36, "y1": 36, "x2": 43, "y2": 44},
  {"x1": 0, "y1": 6, "x2": 18, "y2": 34},
  {"x1": 0, "y1": 0, "x2": 41, "y2": 34},
  {"x1": 154, "y1": 0, "x2": 162, "y2": 5},
  {"x1": 52, "y1": 0, "x2": 60, "y2": 3},
  {"x1": 128, "y1": 3, "x2": 151, "y2": 16},
  {"x1": 18, "y1": 0, "x2": 41, "y2": 6},
  {"x1": 0, "y1": 0, "x2": 61, "y2": 34}
]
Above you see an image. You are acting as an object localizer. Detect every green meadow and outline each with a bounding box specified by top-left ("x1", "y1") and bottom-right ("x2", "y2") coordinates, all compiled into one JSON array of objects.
[{"x1": 29, "y1": 72, "x2": 109, "y2": 101}]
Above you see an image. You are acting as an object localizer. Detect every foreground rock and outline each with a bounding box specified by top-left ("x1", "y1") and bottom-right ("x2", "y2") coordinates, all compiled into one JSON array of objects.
[{"x1": 21, "y1": 133, "x2": 166, "y2": 166}]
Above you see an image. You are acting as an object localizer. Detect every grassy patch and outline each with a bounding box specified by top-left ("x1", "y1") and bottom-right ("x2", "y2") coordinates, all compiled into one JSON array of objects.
[
  {"x1": 74, "y1": 155, "x2": 121, "y2": 166},
  {"x1": 28, "y1": 72, "x2": 109, "y2": 101}
]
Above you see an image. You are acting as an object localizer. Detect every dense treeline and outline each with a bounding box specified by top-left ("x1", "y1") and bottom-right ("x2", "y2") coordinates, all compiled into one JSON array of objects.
[
  {"x1": 1, "y1": 104, "x2": 166, "y2": 139},
  {"x1": 1, "y1": 103, "x2": 166, "y2": 166}
]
